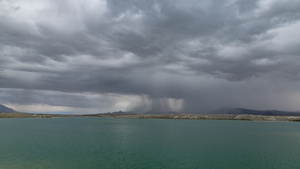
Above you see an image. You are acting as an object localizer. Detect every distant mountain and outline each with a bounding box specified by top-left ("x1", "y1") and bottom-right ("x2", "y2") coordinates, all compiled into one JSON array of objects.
[
  {"x1": 144, "y1": 111, "x2": 180, "y2": 115},
  {"x1": 0, "y1": 104, "x2": 18, "y2": 113},
  {"x1": 209, "y1": 107, "x2": 300, "y2": 116},
  {"x1": 106, "y1": 111, "x2": 134, "y2": 115},
  {"x1": 93, "y1": 111, "x2": 136, "y2": 115}
]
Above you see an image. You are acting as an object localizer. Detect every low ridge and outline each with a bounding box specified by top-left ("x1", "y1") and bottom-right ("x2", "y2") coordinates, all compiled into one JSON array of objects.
[{"x1": 209, "y1": 107, "x2": 300, "y2": 116}]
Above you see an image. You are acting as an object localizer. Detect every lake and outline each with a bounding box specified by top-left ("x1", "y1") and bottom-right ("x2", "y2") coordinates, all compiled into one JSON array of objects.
[{"x1": 0, "y1": 117, "x2": 300, "y2": 169}]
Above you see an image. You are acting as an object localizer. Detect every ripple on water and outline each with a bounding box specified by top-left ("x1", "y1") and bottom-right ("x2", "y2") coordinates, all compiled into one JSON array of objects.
[{"x1": 1, "y1": 118, "x2": 300, "y2": 169}]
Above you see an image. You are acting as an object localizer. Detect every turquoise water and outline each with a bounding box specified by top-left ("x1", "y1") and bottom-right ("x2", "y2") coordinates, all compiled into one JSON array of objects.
[{"x1": 1, "y1": 117, "x2": 300, "y2": 169}]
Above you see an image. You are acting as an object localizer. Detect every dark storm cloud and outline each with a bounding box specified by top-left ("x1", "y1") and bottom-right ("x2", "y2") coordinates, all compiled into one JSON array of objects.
[
  {"x1": 1, "y1": 0, "x2": 300, "y2": 113},
  {"x1": 0, "y1": 88, "x2": 117, "y2": 109}
]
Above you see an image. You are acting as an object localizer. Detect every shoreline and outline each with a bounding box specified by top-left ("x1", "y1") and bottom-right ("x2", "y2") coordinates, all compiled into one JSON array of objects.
[
  {"x1": 1, "y1": 113, "x2": 300, "y2": 122},
  {"x1": 94, "y1": 113, "x2": 300, "y2": 122},
  {"x1": 0, "y1": 113, "x2": 75, "y2": 118}
]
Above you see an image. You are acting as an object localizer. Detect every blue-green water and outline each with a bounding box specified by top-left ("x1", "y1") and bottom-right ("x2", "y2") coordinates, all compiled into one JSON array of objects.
[{"x1": 1, "y1": 117, "x2": 300, "y2": 169}]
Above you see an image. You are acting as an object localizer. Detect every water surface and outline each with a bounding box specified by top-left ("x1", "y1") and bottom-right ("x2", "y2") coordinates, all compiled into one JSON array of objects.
[{"x1": 0, "y1": 117, "x2": 300, "y2": 169}]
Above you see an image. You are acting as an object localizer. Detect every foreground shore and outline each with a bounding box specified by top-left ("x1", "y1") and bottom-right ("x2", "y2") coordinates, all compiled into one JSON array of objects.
[{"x1": 1, "y1": 112, "x2": 300, "y2": 122}]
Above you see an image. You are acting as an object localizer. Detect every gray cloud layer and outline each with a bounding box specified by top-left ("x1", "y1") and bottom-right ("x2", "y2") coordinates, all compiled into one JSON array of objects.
[{"x1": 1, "y1": 0, "x2": 300, "y2": 113}]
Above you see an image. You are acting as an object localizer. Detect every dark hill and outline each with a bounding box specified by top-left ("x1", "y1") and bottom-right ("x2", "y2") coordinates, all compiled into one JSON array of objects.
[{"x1": 0, "y1": 104, "x2": 18, "y2": 113}]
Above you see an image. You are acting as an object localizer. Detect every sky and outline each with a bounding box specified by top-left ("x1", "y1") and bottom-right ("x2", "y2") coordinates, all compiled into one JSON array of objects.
[{"x1": 1, "y1": 0, "x2": 300, "y2": 114}]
